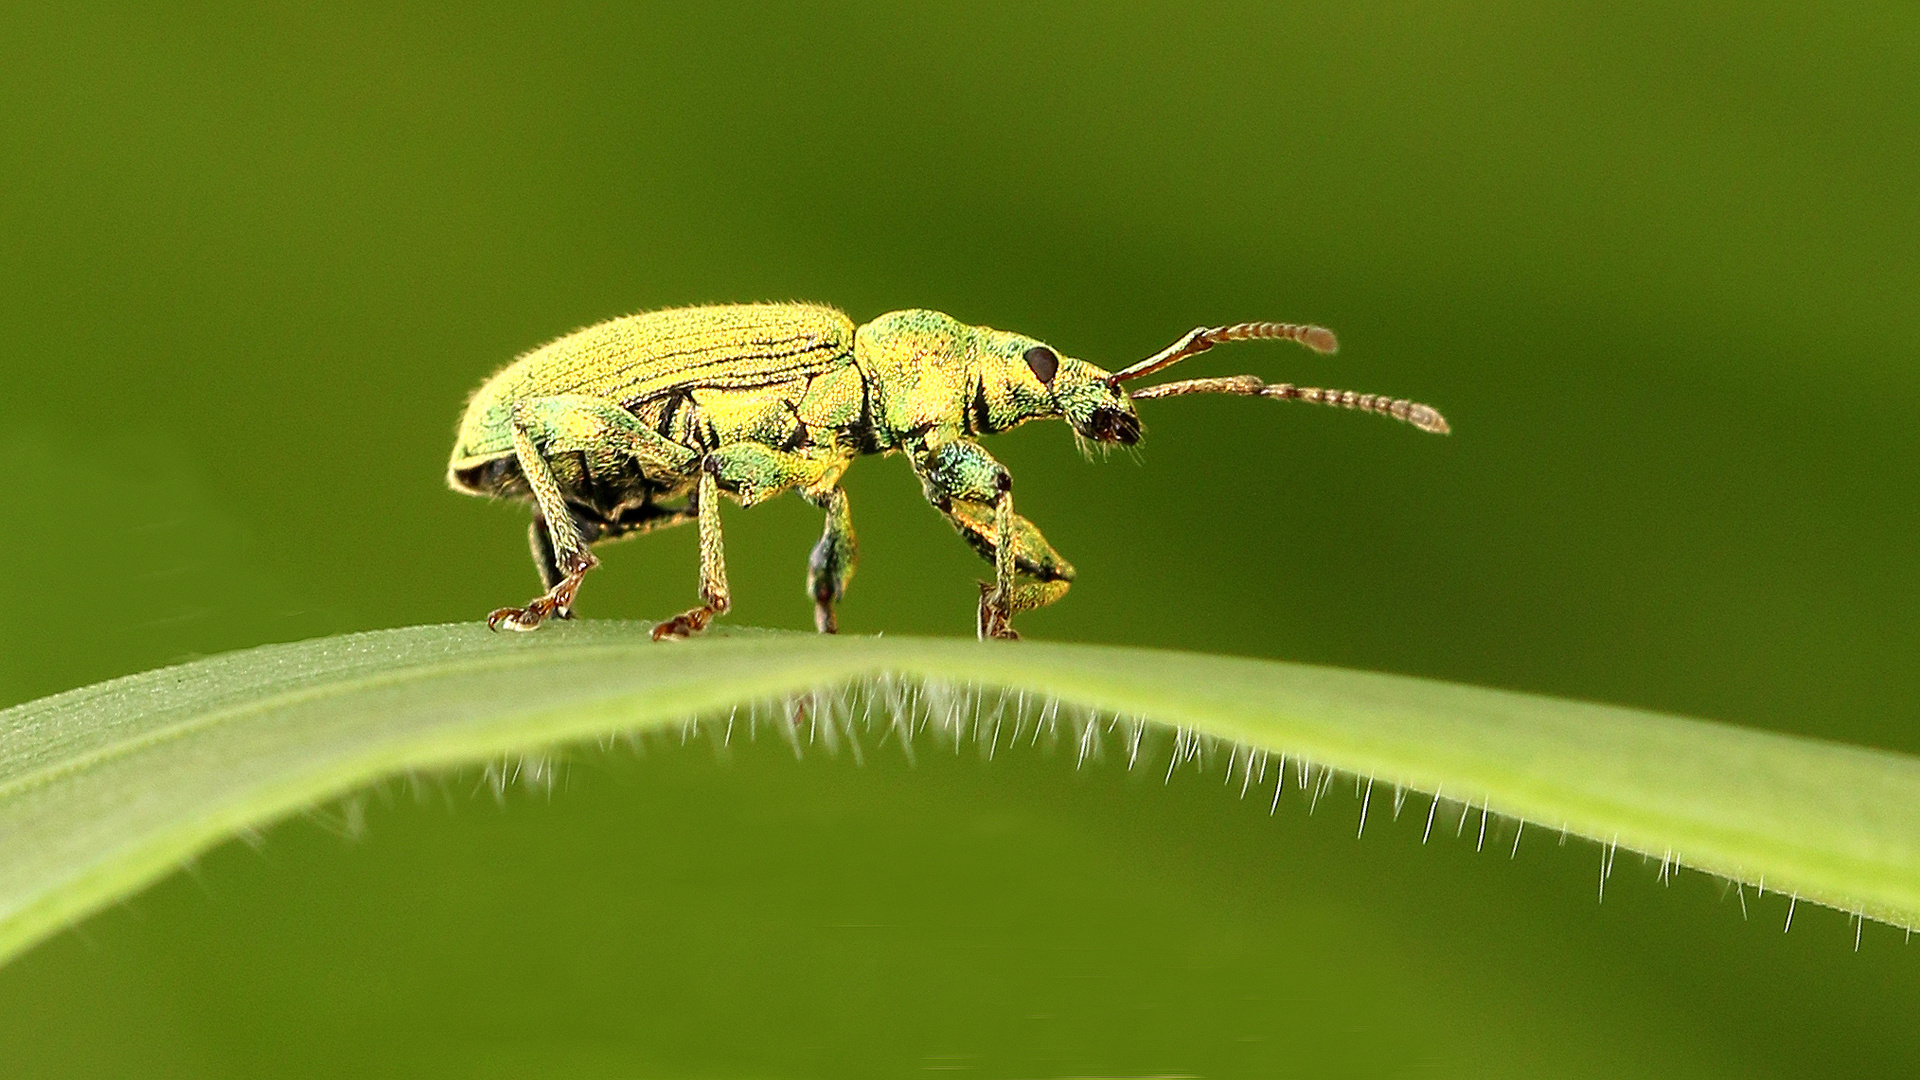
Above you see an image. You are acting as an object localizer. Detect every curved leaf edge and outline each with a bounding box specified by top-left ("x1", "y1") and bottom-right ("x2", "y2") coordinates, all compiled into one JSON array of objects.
[{"x1": 2, "y1": 622, "x2": 1915, "y2": 968}]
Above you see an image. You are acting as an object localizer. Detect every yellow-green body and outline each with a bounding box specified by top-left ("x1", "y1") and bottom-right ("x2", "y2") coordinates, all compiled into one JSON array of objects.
[{"x1": 448, "y1": 302, "x2": 1444, "y2": 639}]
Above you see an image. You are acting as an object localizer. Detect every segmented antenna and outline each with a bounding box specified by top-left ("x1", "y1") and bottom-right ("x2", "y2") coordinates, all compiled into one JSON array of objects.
[
  {"x1": 1129, "y1": 374, "x2": 1449, "y2": 434},
  {"x1": 1108, "y1": 322, "x2": 1338, "y2": 385}
]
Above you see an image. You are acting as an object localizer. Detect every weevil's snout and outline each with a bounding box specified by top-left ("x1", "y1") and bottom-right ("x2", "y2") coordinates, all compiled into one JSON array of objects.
[
  {"x1": 1037, "y1": 352, "x2": 1144, "y2": 445},
  {"x1": 1058, "y1": 378, "x2": 1142, "y2": 445},
  {"x1": 1087, "y1": 405, "x2": 1141, "y2": 445}
]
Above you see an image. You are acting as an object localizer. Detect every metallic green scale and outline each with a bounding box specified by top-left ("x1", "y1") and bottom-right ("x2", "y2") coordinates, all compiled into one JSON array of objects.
[{"x1": 448, "y1": 303, "x2": 1449, "y2": 640}]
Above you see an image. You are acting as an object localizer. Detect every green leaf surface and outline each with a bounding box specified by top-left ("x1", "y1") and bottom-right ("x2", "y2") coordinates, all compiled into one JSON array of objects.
[{"x1": 3, "y1": 621, "x2": 1916, "y2": 967}]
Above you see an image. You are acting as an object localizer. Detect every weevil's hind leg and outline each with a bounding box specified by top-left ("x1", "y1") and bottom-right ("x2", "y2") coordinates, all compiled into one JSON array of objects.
[
  {"x1": 489, "y1": 419, "x2": 599, "y2": 631},
  {"x1": 529, "y1": 514, "x2": 565, "y2": 593},
  {"x1": 487, "y1": 396, "x2": 701, "y2": 632},
  {"x1": 529, "y1": 511, "x2": 596, "y2": 595},
  {"x1": 804, "y1": 486, "x2": 856, "y2": 633},
  {"x1": 651, "y1": 471, "x2": 732, "y2": 641},
  {"x1": 525, "y1": 499, "x2": 696, "y2": 619},
  {"x1": 532, "y1": 502, "x2": 692, "y2": 599}
]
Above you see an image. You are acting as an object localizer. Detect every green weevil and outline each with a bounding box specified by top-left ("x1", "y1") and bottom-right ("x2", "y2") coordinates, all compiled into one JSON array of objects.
[{"x1": 447, "y1": 304, "x2": 1448, "y2": 641}]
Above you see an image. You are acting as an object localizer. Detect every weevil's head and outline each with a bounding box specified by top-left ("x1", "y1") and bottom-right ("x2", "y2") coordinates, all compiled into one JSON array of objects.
[
  {"x1": 865, "y1": 311, "x2": 1146, "y2": 446},
  {"x1": 967, "y1": 328, "x2": 1128, "y2": 445},
  {"x1": 1045, "y1": 355, "x2": 1142, "y2": 446},
  {"x1": 972, "y1": 327, "x2": 1141, "y2": 446}
]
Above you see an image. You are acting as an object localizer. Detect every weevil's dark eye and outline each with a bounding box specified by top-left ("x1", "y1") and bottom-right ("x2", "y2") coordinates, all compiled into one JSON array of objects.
[{"x1": 1022, "y1": 345, "x2": 1059, "y2": 385}]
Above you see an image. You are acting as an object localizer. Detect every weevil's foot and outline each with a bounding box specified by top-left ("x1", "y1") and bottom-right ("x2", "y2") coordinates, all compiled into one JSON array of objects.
[
  {"x1": 651, "y1": 605, "x2": 717, "y2": 641},
  {"x1": 488, "y1": 557, "x2": 594, "y2": 632},
  {"x1": 487, "y1": 599, "x2": 555, "y2": 632},
  {"x1": 975, "y1": 583, "x2": 1020, "y2": 641},
  {"x1": 814, "y1": 601, "x2": 839, "y2": 635}
]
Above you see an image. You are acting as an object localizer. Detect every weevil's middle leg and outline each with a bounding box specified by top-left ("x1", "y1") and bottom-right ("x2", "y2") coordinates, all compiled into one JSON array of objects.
[
  {"x1": 674, "y1": 441, "x2": 850, "y2": 635},
  {"x1": 651, "y1": 471, "x2": 732, "y2": 641}
]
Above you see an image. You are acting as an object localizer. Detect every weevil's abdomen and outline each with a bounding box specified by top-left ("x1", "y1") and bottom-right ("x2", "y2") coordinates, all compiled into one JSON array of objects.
[
  {"x1": 448, "y1": 303, "x2": 858, "y2": 473},
  {"x1": 448, "y1": 454, "x2": 523, "y2": 498}
]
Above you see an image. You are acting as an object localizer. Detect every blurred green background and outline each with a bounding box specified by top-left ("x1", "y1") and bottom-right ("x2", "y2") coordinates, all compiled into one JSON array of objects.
[{"x1": 3, "y1": 1, "x2": 1917, "y2": 1076}]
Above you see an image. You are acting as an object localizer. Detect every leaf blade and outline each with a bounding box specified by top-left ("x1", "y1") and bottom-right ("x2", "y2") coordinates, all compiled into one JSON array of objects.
[{"x1": 3, "y1": 621, "x2": 1915, "y2": 966}]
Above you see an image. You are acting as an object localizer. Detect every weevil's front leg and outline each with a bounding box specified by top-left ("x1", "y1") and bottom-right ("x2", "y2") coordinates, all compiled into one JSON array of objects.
[
  {"x1": 911, "y1": 440, "x2": 1075, "y2": 640},
  {"x1": 529, "y1": 500, "x2": 696, "y2": 592},
  {"x1": 804, "y1": 485, "x2": 856, "y2": 633},
  {"x1": 489, "y1": 396, "x2": 699, "y2": 631},
  {"x1": 943, "y1": 497, "x2": 1075, "y2": 639},
  {"x1": 488, "y1": 417, "x2": 594, "y2": 631}
]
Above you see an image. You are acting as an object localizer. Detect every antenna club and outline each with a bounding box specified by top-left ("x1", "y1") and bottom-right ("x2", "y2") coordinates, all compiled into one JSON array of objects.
[
  {"x1": 1110, "y1": 319, "x2": 1343, "y2": 383},
  {"x1": 1220, "y1": 321, "x2": 1339, "y2": 354},
  {"x1": 1406, "y1": 403, "x2": 1450, "y2": 435}
]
